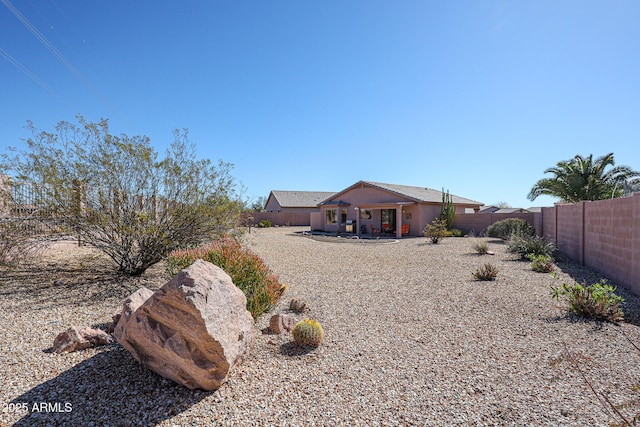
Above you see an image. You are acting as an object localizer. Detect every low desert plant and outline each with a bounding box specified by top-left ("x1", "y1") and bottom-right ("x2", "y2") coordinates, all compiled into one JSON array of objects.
[
  {"x1": 424, "y1": 218, "x2": 447, "y2": 244},
  {"x1": 292, "y1": 319, "x2": 324, "y2": 347},
  {"x1": 258, "y1": 219, "x2": 272, "y2": 228},
  {"x1": 528, "y1": 253, "x2": 555, "y2": 273},
  {"x1": 508, "y1": 235, "x2": 556, "y2": 260},
  {"x1": 166, "y1": 236, "x2": 282, "y2": 319},
  {"x1": 289, "y1": 298, "x2": 308, "y2": 313},
  {"x1": 451, "y1": 228, "x2": 464, "y2": 237},
  {"x1": 472, "y1": 239, "x2": 489, "y2": 255},
  {"x1": 487, "y1": 218, "x2": 534, "y2": 240},
  {"x1": 551, "y1": 277, "x2": 624, "y2": 322},
  {"x1": 473, "y1": 263, "x2": 498, "y2": 281}
]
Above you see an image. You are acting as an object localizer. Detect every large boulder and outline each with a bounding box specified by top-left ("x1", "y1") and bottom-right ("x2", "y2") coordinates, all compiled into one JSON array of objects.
[{"x1": 114, "y1": 259, "x2": 256, "y2": 390}]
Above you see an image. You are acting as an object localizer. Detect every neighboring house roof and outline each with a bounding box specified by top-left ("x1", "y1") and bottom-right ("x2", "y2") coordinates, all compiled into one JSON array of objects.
[
  {"x1": 466, "y1": 206, "x2": 540, "y2": 214},
  {"x1": 321, "y1": 180, "x2": 483, "y2": 207},
  {"x1": 494, "y1": 208, "x2": 526, "y2": 214},
  {"x1": 266, "y1": 190, "x2": 336, "y2": 209}
]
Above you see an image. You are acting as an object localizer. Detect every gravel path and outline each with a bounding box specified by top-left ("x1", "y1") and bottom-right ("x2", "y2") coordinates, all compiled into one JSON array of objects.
[{"x1": 2, "y1": 227, "x2": 640, "y2": 426}]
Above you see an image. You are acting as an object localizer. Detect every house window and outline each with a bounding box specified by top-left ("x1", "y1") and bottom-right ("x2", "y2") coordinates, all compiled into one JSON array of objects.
[
  {"x1": 325, "y1": 209, "x2": 337, "y2": 224},
  {"x1": 341, "y1": 208, "x2": 347, "y2": 224}
]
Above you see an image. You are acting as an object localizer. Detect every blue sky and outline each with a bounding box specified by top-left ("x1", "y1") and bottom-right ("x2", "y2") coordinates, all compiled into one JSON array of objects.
[{"x1": 1, "y1": 1, "x2": 639, "y2": 208}]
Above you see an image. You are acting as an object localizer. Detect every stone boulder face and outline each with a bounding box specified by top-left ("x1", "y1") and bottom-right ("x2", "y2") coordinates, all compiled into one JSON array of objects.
[
  {"x1": 113, "y1": 286, "x2": 155, "y2": 338},
  {"x1": 114, "y1": 259, "x2": 256, "y2": 391}
]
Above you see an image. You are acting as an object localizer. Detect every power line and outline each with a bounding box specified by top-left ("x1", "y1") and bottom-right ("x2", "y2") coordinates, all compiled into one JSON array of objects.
[
  {"x1": 1, "y1": 0, "x2": 131, "y2": 126},
  {"x1": 1, "y1": 0, "x2": 93, "y2": 92},
  {"x1": 0, "y1": 46, "x2": 77, "y2": 111}
]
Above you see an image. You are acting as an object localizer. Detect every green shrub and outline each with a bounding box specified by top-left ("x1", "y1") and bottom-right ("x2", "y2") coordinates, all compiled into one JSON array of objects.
[
  {"x1": 166, "y1": 237, "x2": 282, "y2": 319},
  {"x1": 508, "y1": 235, "x2": 556, "y2": 259},
  {"x1": 258, "y1": 219, "x2": 272, "y2": 228},
  {"x1": 551, "y1": 278, "x2": 624, "y2": 322},
  {"x1": 528, "y1": 254, "x2": 555, "y2": 273},
  {"x1": 424, "y1": 218, "x2": 447, "y2": 244},
  {"x1": 451, "y1": 228, "x2": 464, "y2": 237},
  {"x1": 472, "y1": 239, "x2": 489, "y2": 255},
  {"x1": 487, "y1": 218, "x2": 534, "y2": 240},
  {"x1": 473, "y1": 263, "x2": 498, "y2": 281}
]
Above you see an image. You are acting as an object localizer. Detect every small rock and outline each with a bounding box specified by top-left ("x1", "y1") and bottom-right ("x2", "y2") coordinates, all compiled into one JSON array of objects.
[
  {"x1": 269, "y1": 314, "x2": 298, "y2": 334},
  {"x1": 52, "y1": 326, "x2": 113, "y2": 353}
]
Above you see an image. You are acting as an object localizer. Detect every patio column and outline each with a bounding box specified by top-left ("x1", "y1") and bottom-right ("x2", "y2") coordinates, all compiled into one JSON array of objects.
[
  {"x1": 355, "y1": 207, "x2": 360, "y2": 237},
  {"x1": 396, "y1": 206, "x2": 402, "y2": 239}
]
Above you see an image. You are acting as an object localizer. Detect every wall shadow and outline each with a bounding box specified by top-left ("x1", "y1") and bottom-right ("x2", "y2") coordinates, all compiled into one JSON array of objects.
[{"x1": 9, "y1": 345, "x2": 212, "y2": 427}]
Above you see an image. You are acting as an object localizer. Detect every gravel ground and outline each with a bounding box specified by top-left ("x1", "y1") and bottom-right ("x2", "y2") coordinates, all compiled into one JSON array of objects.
[{"x1": 2, "y1": 227, "x2": 640, "y2": 426}]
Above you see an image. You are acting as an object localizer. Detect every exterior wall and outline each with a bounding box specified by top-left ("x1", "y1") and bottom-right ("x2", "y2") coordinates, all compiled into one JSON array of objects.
[
  {"x1": 264, "y1": 197, "x2": 282, "y2": 212},
  {"x1": 453, "y1": 212, "x2": 539, "y2": 236},
  {"x1": 400, "y1": 205, "x2": 419, "y2": 236},
  {"x1": 418, "y1": 205, "x2": 442, "y2": 235},
  {"x1": 541, "y1": 207, "x2": 556, "y2": 243},
  {"x1": 310, "y1": 212, "x2": 322, "y2": 230},
  {"x1": 582, "y1": 197, "x2": 639, "y2": 292},
  {"x1": 252, "y1": 212, "x2": 311, "y2": 226},
  {"x1": 555, "y1": 203, "x2": 584, "y2": 263}
]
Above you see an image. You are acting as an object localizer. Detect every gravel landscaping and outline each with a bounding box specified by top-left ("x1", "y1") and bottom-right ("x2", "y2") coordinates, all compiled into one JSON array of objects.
[{"x1": 2, "y1": 226, "x2": 640, "y2": 426}]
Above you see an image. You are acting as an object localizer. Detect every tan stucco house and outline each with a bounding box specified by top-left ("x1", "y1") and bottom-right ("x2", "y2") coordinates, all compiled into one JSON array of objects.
[{"x1": 312, "y1": 181, "x2": 483, "y2": 238}]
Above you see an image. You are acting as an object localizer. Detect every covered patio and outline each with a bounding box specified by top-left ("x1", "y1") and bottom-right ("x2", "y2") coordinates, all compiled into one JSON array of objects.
[{"x1": 353, "y1": 202, "x2": 416, "y2": 239}]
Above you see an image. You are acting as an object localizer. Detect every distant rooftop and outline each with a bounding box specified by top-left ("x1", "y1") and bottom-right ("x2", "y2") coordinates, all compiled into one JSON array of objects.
[{"x1": 267, "y1": 190, "x2": 336, "y2": 208}]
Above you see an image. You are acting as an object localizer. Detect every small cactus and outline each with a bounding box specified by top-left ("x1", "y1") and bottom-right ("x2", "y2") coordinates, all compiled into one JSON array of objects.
[
  {"x1": 292, "y1": 319, "x2": 324, "y2": 347},
  {"x1": 289, "y1": 298, "x2": 307, "y2": 313}
]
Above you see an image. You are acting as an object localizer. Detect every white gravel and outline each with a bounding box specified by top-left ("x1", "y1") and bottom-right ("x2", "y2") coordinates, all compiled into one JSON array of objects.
[{"x1": 2, "y1": 226, "x2": 640, "y2": 426}]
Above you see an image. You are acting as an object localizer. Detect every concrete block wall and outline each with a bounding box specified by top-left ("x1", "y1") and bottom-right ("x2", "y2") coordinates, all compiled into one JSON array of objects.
[
  {"x1": 456, "y1": 197, "x2": 639, "y2": 295},
  {"x1": 555, "y1": 203, "x2": 585, "y2": 264},
  {"x1": 453, "y1": 212, "x2": 538, "y2": 236},
  {"x1": 582, "y1": 195, "x2": 640, "y2": 294},
  {"x1": 251, "y1": 212, "x2": 311, "y2": 227}
]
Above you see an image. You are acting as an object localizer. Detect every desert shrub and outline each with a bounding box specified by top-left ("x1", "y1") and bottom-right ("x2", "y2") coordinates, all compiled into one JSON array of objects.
[
  {"x1": 258, "y1": 219, "x2": 272, "y2": 228},
  {"x1": 166, "y1": 236, "x2": 282, "y2": 319},
  {"x1": 424, "y1": 218, "x2": 447, "y2": 244},
  {"x1": 508, "y1": 235, "x2": 556, "y2": 259},
  {"x1": 0, "y1": 218, "x2": 45, "y2": 267},
  {"x1": 551, "y1": 278, "x2": 624, "y2": 322},
  {"x1": 528, "y1": 254, "x2": 555, "y2": 273},
  {"x1": 451, "y1": 228, "x2": 464, "y2": 237},
  {"x1": 472, "y1": 239, "x2": 489, "y2": 255},
  {"x1": 473, "y1": 263, "x2": 498, "y2": 281},
  {"x1": 0, "y1": 117, "x2": 243, "y2": 276},
  {"x1": 487, "y1": 218, "x2": 534, "y2": 240}
]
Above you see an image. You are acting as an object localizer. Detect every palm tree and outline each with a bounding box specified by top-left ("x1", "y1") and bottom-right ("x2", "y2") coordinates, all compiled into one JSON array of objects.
[{"x1": 528, "y1": 153, "x2": 640, "y2": 203}]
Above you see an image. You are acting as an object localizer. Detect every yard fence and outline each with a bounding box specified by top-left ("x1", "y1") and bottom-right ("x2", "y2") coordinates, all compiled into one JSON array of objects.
[
  {"x1": 0, "y1": 175, "x2": 55, "y2": 234},
  {"x1": 454, "y1": 194, "x2": 640, "y2": 295},
  {"x1": 251, "y1": 212, "x2": 311, "y2": 227}
]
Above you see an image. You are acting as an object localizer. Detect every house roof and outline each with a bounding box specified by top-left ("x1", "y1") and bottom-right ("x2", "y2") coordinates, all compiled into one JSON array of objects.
[
  {"x1": 321, "y1": 180, "x2": 483, "y2": 207},
  {"x1": 267, "y1": 190, "x2": 336, "y2": 209}
]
